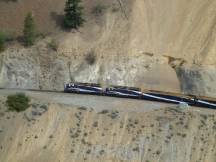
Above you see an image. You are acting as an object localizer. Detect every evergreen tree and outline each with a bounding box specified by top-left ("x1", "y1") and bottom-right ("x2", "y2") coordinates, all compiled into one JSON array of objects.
[
  {"x1": 23, "y1": 12, "x2": 36, "y2": 46},
  {"x1": 64, "y1": 0, "x2": 85, "y2": 29},
  {"x1": 0, "y1": 33, "x2": 5, "y2": 52}
]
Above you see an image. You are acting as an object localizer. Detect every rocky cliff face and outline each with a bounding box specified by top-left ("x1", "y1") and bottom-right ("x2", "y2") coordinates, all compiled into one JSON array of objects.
[
  {"x1": 0, "y1": 39, "x2": 180, "y2": 92},
  {"x1": 175, "y1": 65, "x2": 216, "y2": 97},
  {"x1": 0, "y1": 0, "x2": 216, "y2": 97}
]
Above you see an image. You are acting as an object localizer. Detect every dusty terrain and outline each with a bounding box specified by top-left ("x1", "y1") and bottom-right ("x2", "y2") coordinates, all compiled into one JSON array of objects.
[
  {"x1": 0, "y1": 90, "x2": 216, "y2": 162},
  {"x1": 0, "y1": 0, "x2": 216, "y2": 97},
  {"x1": 0, "y1": 1, "x2": 216, "y2": 162}
]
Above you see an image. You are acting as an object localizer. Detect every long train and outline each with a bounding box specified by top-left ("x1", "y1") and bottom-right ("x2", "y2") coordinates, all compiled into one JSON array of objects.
[{"x1": 64, "y1": 82, "x2": 216, "y2": 109}]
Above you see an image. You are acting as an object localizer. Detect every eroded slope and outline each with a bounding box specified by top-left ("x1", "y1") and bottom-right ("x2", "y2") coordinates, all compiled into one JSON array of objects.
[{"x1": 0, "y1": 94, "x2": 216, "y2": 162}]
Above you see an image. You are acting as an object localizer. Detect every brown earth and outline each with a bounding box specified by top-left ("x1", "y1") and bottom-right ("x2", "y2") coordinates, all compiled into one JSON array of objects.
[{"x1": 0, "y1": 91, "x2": 216, "y2": 162}]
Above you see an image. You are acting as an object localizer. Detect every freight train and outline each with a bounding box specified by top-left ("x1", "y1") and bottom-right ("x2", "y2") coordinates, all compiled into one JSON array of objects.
[{"x1": 64, "y1": 82, "x2": 216, "y2": 109}]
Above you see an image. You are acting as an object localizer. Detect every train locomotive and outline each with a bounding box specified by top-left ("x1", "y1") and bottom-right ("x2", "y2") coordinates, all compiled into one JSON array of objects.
[
  {"x1": 64, "y1": 83, "x2": 102, "y2": 95},
  {"x1": 64, "y1": 82, "x2": 216, "y2": 109}
]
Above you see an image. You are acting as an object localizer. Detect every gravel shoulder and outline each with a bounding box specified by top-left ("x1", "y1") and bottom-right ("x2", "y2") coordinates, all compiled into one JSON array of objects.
[{"x1": 0, "y1": 89, "x2": 175, "y2": 112}]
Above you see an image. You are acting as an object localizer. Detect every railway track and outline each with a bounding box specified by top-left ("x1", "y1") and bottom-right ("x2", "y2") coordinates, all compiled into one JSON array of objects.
[{"x1": 1, "y1": 86, "x2": 215, "y2": 110}]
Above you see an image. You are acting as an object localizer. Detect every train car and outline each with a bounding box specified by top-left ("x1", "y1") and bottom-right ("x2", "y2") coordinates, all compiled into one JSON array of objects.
[
  {"x1": 63, "y1": 82, "x2": 216, "y2": 109},
  {"x1": 193, "y1": 99, "x2": 216, "y2": 109},
  {"x1": 144, "y1": 91, "x2": 193, "y2": 105},
  {"x1": 143, "y1": 92, "x2": 216, "y2": 108},
  {"x1": 196, "y1": 97, "x2": 216, "y2": 105},
  {"x1": 105, "y1": 86, "x2": 142, "y2": 98},
  {"x1": 64, "y1": 83, "x2": 103, "y2": 95},
  {"x1": 141, "y1": 92, "x2": 181, "y2": 104}
]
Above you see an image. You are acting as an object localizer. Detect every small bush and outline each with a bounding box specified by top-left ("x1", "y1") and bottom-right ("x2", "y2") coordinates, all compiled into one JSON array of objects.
[
  {"x1": 85, "y1": 50, "x2": 96, "y2": 65},
  {"x1": 40, "y1": 104, "x2": 48, "y2": 111},
  {"x1": 0, "y1": 31, "x2": 14, "y2": 52},
  {"x1": 49, "y1": 135, "x2": 54, "y2": 138},
  {"x1": 93, "y1": 121, "x2": 98, "y2": 127},
  {"x1": 92, "y1": 4, "x2": 106, "y2": 16},
  {"x1": 48, "y1": 39, "x2": 58, "y2": 51},
  {"x1": 78, "y1": 106, "x2": 87, "y2": 111},
  {"x1": 99, "y1": 149, "x2": 105, "y2": 155},
  {"x1": 6, "y1": 93, "x2": 30, "y2": 112},
  {"x1": 132, "y1": 147, "x2": 139, "y2": 152},
  {"x1": 99, "y1": 109, "x2": 109, "y2": 114},
  {"x1": 109, "y1": 112, "x2": 118, "y2": 119},
  {"x1": 156, "y1": 150, "x2": 161, "y2": 155},
  {"x1": 86, "y1": 149, "x2": 91, "y2": 154},
  {"x1": 112, "y1": 6, "x2": 119, "y2": 13}
]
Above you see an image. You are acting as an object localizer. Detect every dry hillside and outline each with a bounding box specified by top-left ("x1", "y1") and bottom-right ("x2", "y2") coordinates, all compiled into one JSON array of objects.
[
  {"x1": 0, "y1": 92, "x2": 216, "y2": 162},
  {"x1": 0, "y1": 0, "x2": 216, "y2": 97}
]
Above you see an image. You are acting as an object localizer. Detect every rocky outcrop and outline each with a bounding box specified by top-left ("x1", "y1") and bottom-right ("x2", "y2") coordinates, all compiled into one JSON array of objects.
[
  {"x1": 0, "y1": 41, "x2": 180, "y2": 92},
  {"x1": 175, "y1": 65, "x2": 216, "y2": 97},
  {"x1": 0, "y1": 41, "x2": 70, "y2": 90}
]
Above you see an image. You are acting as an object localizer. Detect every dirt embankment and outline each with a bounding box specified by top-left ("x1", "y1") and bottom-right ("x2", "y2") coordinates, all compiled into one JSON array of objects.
[{"x1": 0, "y1": 93, "x2": 215, "y2": 162}]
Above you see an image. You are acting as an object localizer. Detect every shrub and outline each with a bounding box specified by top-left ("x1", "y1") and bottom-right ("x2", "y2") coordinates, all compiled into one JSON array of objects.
[
  {"x1": 99, "y1": 149, "x2": 105, "y2": 155},
  {"x1": 49, "y1": 135, "x2": 53, "y2": 138},
  {"x1": 23, "y1": 12, "x2": 36, "y2": 47},
  {"x1": 93, "y1": 121, "x2": 98, "y2": 127},
  {"x1": 48, "y1": 39, "x2": 58, "y2": 51},
  {"x1": 86, "y1": 149, "x2": 91, "y2": 154},
  {"x1": 0, "y1": 31, "x2": 14, "y2": 52},
  {"x1": 132, "y1": 147, "x2": 139, "y2": 152},
  {"x1": 112, "y1": 6, "x2": 119, "y2": 13},
  {"x1": 78, "y1": 106, "x2": 87, "y2": 111},
  {"x1": 6, "y1": 93, "x2": 30, "y2": 112},
  {"x1": 85, "y1": 50, "x2": 96, "y2": 65},
  {"x1": 99, "y1": 109, "x2": 109, "y2": 114},
  {"x1": 109, "y1": 112, "x2": 118, "y2": 119},
  {"x1": 40, "y1": 104, "x2": 48, "y2": 111},
  {"x1": 92, "y1": 4, "x2": 106, "y2": 16}
]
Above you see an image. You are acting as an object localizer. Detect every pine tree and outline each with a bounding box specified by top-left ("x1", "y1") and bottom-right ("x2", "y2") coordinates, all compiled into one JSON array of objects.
[
  {"x1": 0, "y1": 32, "x2": 6, "y2": 52},
  {"x1": 0, "y1": 35, "x2": 5, "y2": 52},
  {"x1": 64, "y1": 0, "x2": 85, "y2": 29},
  {"x1": 23, "y1": 12, "x2": 36, "y2": 46}
]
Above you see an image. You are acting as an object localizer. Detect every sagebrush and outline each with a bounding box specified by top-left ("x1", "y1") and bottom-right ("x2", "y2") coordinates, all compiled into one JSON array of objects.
[{"x1": 6, "y1": 93, "x2": 30, "y2": 112}]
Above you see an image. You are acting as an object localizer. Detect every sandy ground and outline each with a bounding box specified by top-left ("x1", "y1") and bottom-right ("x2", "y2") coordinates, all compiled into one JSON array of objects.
[{"x1": 0, "y1": 90, "x2": 216, "y2": 162}]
